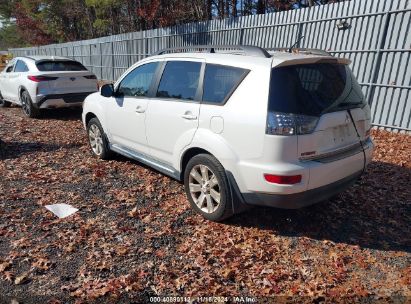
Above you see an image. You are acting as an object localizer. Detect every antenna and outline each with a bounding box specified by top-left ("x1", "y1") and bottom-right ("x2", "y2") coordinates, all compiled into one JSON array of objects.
[{"x1": 288, "y1": 36, "x2": 305, "y2": 53}]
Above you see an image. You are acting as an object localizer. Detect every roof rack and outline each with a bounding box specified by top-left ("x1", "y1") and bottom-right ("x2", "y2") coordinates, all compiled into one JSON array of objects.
[
  {"x1": 154, "y1": 45, "x2": 271, "y2": 58},
  {"x1": 268, "y1": 48, "x2": 333, "y2": 57}
]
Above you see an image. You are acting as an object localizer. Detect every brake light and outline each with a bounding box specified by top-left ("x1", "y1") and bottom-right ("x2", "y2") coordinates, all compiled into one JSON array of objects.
[
  {"x1": 266, "y1": 112, "x2": 319, "y2": 136},
  {"x1": 84, "y1": 75, "x2": 97, "y2": 80},
  {"x1": 264, "y1": 174, "x2": 302, "y2": 185},
  {"x1": 28, "y1": 75, "x2": 58, "y2": 82}
]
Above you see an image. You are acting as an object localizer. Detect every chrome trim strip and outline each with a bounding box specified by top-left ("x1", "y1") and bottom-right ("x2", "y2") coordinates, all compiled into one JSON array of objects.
[
  {"x1": 110, "y1": 144, "x2": 180, "y2": 180},
  {"x1": 299, "y1": 141, "x2": 363, "y2": 163}
]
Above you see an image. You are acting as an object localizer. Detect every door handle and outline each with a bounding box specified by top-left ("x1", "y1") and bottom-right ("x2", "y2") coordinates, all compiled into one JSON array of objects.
[
  {"x1": 181, "y1": 113, "x2": 197, "y2": 120},
  {"x1": 135, "y1": 105, "x2": 145, "y2": 113}
]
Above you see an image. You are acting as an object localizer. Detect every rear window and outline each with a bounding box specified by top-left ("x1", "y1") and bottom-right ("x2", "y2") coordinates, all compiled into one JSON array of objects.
[
  {"x1": 36, "y1": 60, "x2": 87, "y2": 72},
  {"x1": 202, "y1": 64, "x2": 248, "y2": 104},
  {"x1": 268, "y1": 63, "x2": 365, "y2": 116}
]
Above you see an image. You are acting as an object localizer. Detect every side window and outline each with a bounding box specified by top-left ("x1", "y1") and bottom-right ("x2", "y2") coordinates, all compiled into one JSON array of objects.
[
  {"x1": 202, "y1": 64, "x2": 248, "y2": 104},
  {"x1": 14, "y1": 60, "x2": 29, "y2": 73},
  {"x1": 156, "y1": 61, "x2": 201, "y2": 101},
  {"x1": 117, "y1": 62, "x2": 159, "y2": 97}
]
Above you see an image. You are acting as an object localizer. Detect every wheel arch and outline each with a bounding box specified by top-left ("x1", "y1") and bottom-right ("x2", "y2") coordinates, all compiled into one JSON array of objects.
[
  {"x1": 178, "y1": 136, "x2": 239, "y2": 181},
  {"x1": 18, "y1": 85, "x2": 28, "y2": 98},
  {"x1": 85, "y1": 112, "x2": 97, "y2": 127},
  {"x1": 180, "y1": 147, "x2": 212, "y2": 180}
]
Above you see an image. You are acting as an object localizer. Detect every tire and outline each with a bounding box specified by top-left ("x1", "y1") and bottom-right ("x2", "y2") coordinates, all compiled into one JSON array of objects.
[
  {"x1": 86, "y1": 117, "x2": 112, "y2": 160},
  {"x1": 0, "y1": 92, "x2": 11, "y2": 108},
  {"x1": 21, "y1": 91, "x2": 40, "y2": 118},
  {"x1": 184, "y1": 154, "x2": 233, "y2": 221}
]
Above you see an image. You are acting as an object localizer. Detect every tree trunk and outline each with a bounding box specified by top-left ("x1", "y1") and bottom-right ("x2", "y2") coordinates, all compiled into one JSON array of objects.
[
  {"x1": 231, "y1": 0, "x2": 237, "y2": 17},
  {"x1": 207, "y1": 0, "x2": 212, "y2": 19},
  {"x1": 218, "y1": 0, "x2": 224, "y2": 18},
  {"x1": 257, "y1": 0, "x2": 265, "y2": 14}
]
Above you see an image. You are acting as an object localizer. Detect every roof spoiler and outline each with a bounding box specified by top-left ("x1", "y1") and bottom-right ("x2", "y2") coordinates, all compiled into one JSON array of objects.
[
  {"x1": 274, "y1": 56, "x2": 351, "y2": 68},
  {"x1": 268, "y1": 48, "x2": 333, "y2": 57}
]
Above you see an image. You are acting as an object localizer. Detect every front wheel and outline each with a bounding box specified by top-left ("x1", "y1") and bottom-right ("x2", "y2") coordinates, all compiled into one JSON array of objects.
[
  {"x1": 87, "y1": 118, "x2": 112, "y2": 160},
  {"x1": 184, "y1": 154, "x2": 233, "y2": 221},
  {"x1": 21, "y1": 91, "x2": 40, "y2": 118}
]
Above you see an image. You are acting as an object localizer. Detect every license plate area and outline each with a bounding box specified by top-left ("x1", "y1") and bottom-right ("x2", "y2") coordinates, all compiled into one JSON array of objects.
[{"x1": 332, "y1": 124, "x2": 357, "y2": 145}]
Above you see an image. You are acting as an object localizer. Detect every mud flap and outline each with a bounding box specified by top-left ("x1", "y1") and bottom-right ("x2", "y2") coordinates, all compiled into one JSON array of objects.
[{"x1": 226, "y1": 171, "x2": 253, "y2": 215}]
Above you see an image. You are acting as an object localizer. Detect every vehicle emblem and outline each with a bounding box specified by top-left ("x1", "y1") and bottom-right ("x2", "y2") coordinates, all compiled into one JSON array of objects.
[{"x1": 70, "y1": 77, "x2": 76, "y2": 81}]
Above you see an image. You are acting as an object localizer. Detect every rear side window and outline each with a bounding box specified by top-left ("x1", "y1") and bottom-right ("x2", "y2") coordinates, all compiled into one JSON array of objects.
[
  {"x1": 14, "y1": 60, "x2": 29, "y2": 72},
  {"x1": 36, "y1": 60, "x2": 87, "y2": 72},
  {"x1": 156, "y1": 61, "x2": 201, "y2": 101},
  {"x1": 117, "y1": 62, "x2": 159, "y2": 97},
  {"x1": 269, "y1": 63, "x2": 364, "y2": 116},
  {"x1": 202, "y1": 64, "x2": 248, "y2": 104}
]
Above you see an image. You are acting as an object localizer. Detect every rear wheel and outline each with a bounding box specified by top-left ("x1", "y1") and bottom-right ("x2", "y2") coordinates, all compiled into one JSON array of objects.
[
  {"x1": 184, "y1": 154, "x2": 233, "y2": 221},
  {"x1": 87, "y1": 117, "x2": 112, "y2": 160},
  {"x1": 21, "y1": 91, "x2": 40, "y2": 118}
]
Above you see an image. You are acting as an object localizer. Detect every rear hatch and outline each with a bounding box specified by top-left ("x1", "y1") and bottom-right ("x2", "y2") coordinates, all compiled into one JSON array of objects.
[
  {"x1": 35, "y1": 60, "x2": 98, "y2": 94},
  {"x1": 266, "y1": 61, "x2": 371, "y2": 171}
]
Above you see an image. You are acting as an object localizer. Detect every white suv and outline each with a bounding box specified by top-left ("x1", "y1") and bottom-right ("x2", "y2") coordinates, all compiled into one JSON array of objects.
[
  {"x1": 0, "y1": 56, "x2": 98, "y2": 118},
  {"x1": 82, "y1": 45, "x2": 373, "y2": 221}
]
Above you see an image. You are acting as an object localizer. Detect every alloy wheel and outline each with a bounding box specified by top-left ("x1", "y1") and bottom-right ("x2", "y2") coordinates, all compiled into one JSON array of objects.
[
  {"x1": 21, "y1": 94, "x2": 31, "y2": 116},
  {"x1": 88, "y1": 124, "x2": 104, "y2": 156},
  {"x1": 188, "y1": 164, "x2": 221, "y2": 214}
]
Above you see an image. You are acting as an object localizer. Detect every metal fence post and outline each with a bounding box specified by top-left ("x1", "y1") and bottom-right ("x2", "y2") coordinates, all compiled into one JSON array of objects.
[
  {"x1": 145, "y1": 32, "x2": 149, "y2": 58},
  {"x1": 89, "y1": 44, "x2": 92, "y2": 73},
  {"x1": 239, "y1": 28, "x2": 244, "y2": 45},
  {"x1": 127, "y1": 39, "x2": 132, "y2": 69},
  {"x1": 296, "y1": 22, "x2": 304, "y2": 47},
  {"x1": 111, "y1": 41, "x2": 115, "y2": 81},
  {"x1": 100, "y1": 43, "x2": 103, "y2": 80},
  {"x1": 366, "y1": 12, "x2": 391, "y2": 106}
]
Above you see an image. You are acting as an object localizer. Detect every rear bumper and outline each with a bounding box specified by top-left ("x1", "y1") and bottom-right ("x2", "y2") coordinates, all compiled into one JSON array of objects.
[
  {"x1": 242, "y1": 170, "x2": 362, "y2": 208},
  {"x1": 232, "y1": 138, "x2": 373, "y2": 210},
  {"x1": 35, "y1": 92, "x2": 95, "y2": 109}
]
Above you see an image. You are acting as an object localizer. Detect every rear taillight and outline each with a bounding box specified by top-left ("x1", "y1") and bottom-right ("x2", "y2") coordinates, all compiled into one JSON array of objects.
[
  {"x1": 264, "y1": 174, "x2": 302, "y2": 185},
  {"x1": 84, "y1": 75, "x2": 97, "y2": 80},
  {"x1": 266, "y1": 112, "x2": 319, "y2": 136},
  {"x1": 28, "y1": 75, "x2": 58, "y2": 82}
]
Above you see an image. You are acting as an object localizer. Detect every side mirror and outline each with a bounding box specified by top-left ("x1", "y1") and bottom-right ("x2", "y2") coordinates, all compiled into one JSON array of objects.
[{"x1": 100, "y1": 83, "x2": 114, "y2": 98}]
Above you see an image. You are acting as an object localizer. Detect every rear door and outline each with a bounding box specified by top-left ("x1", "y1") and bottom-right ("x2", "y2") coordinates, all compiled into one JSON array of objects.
[{"x1": 145, "y1": 59, "x2": 204, "y2": 165}]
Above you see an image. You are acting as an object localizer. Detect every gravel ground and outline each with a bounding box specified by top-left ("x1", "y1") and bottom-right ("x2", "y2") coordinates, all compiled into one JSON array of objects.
[{"x1": 0, "y1": 106, "x2": 410, "y2": 303}]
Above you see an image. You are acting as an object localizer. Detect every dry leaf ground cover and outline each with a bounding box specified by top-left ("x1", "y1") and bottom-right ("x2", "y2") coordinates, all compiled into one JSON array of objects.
[{"x1": 0, "y1": 107, "x2": 410, "y2": 303}]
